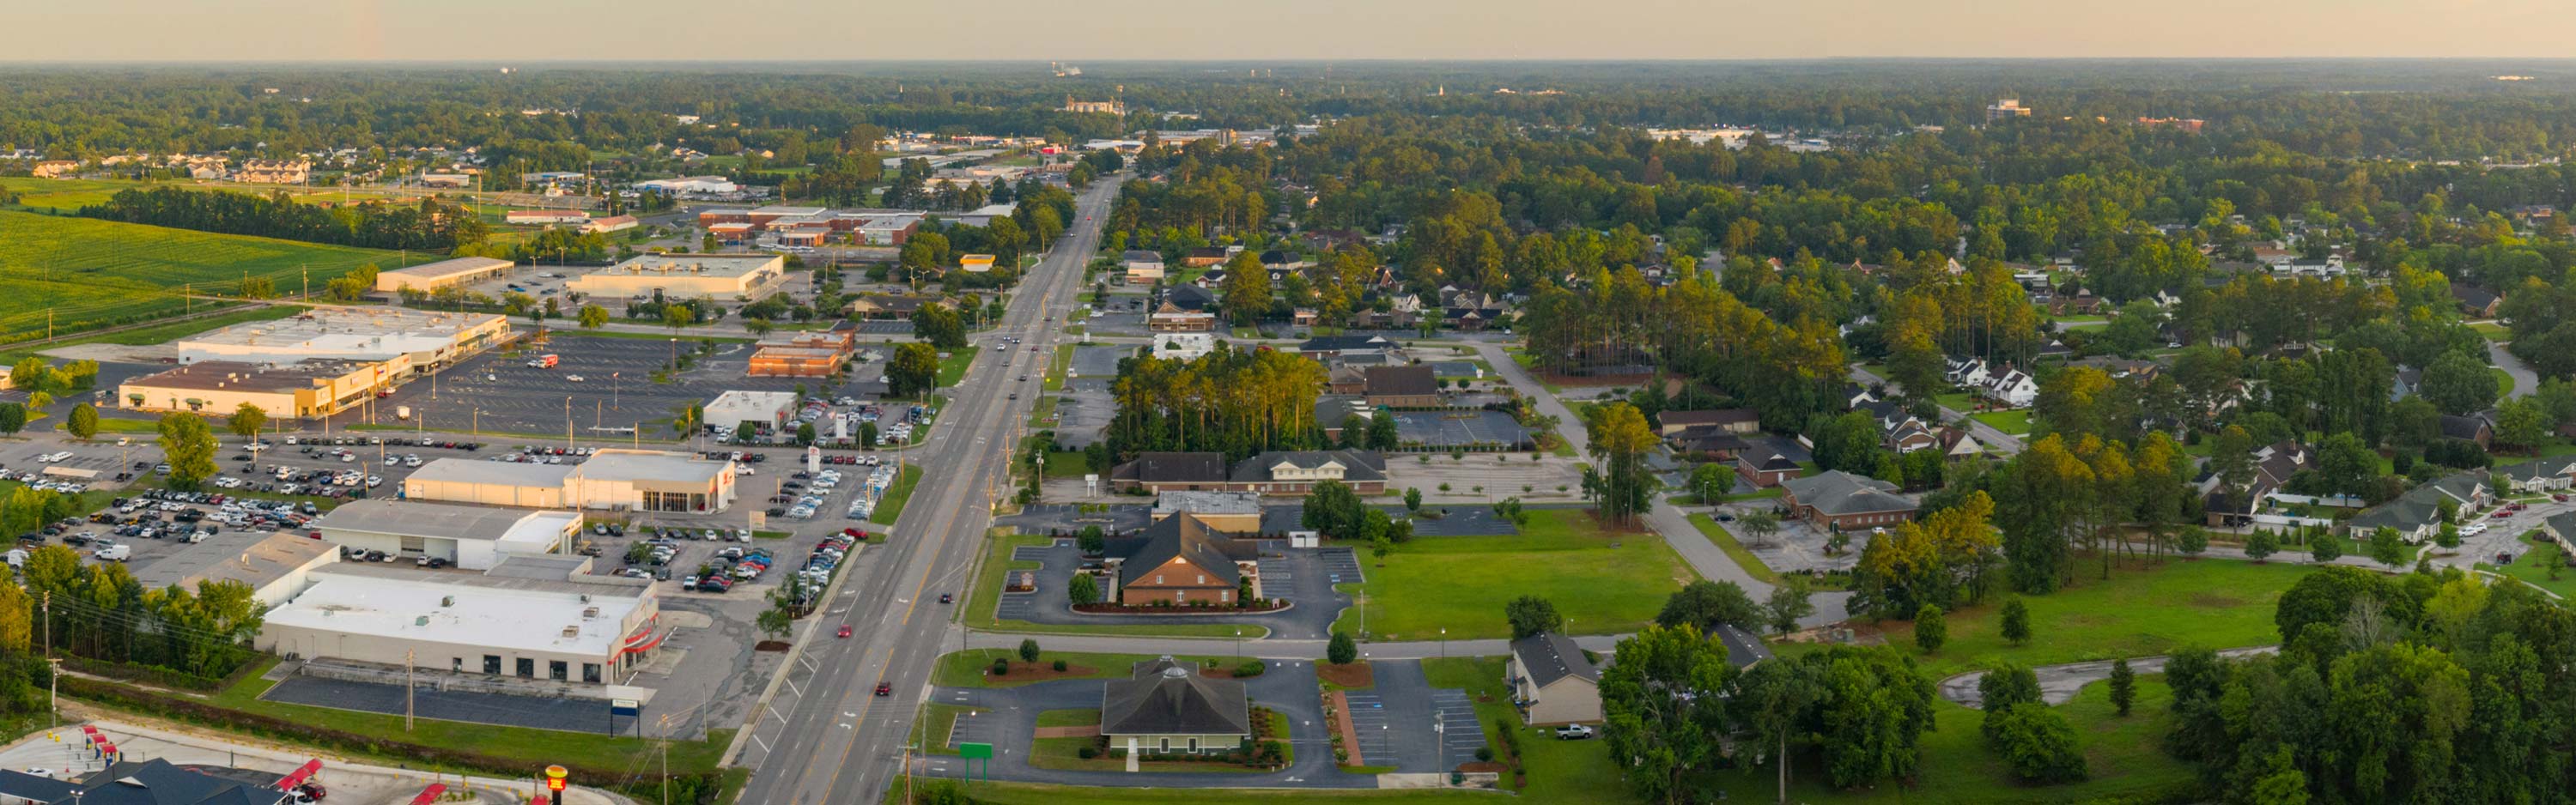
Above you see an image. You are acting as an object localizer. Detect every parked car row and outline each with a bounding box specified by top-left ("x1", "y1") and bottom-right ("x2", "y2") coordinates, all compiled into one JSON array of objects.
[{"x1": 844, "y1": 464, "x2": 901, "y2": 520}]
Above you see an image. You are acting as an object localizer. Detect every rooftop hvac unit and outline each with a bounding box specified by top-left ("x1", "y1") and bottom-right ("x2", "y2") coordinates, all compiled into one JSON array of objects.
[
  {"x1": 583, "y1": 606, "x2": 600, "y2": 620},
  {"x1": 440, "y1": 596, "x2": 454, "y2": 607},
  {"x1": 416, "y1": 616, "x2": 430, "y2": 626},
  {"x1": 561, "y1": 625, "x2": 581, "y2": 639}
]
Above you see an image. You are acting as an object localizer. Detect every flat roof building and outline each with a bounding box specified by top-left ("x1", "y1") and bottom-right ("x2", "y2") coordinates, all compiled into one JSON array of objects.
[
  {"x1": 118, "y1": 358, "x2": 407, "y2": 417},
  {"x1": 258, "y1": 573, "x2": 660, "y2": 685},
  {"x1": 375, "y1": 257, "x2": 515, "y2": 294},
  {"x1": 704, "y1": 390, "x2": 800, "y2": 434},
  {"x1": 133, "y1": 531, "x2": 339, "y2": 608},
  {"x1": 310, "y1": 499, "x2": 580, "y2": 571},
  {"x1": 176, "y1": 306, "x2": 509, "y2": 369},
  {"x1": 405, "y1": 449, "x2": 738, "y2": 513},
  {"x1": 566, "y1": 254, "x2": 786, "y2": 300}
]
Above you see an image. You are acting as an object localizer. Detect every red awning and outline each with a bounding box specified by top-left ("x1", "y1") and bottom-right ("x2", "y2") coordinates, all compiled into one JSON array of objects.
[
  {"x1": 406, "y1": 784, "x2": 447, "y2": 805},
  {"x1": 275, "y1": 759, "x2": 322, "y2": 790},
  {"x1": 620, "y1": 627, "x2": 672, "y2": 657}
]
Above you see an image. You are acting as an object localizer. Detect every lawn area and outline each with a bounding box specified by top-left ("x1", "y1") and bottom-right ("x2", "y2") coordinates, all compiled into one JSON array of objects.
[
  {"x1": 1043, "y1": 343, "x2": 1075, "y2": 390},
  {"x1": 179, "y1": 657, "x2": 728, "y2": 774},
  {"x1": 2471, "y1": 321, "x2": 2512, "y2": 342},
  {"x1": 3, "y1": 178, "x2": 160, "y2": 211},
  {"x1": 1933, "y1": 390, "x2": 1978, "y2": 412},
  {"x1": 1041, "y1": 448, "x2": 1094, "y2": 480},
  {"x1": 962, "y1": 530, "x2": 1267, "y2": 639},
  {"x1": 910, "y1": 702, "x2": 985, "y2": 756},
  {"x1": 2493, "y1": 367, "x2": 2518, "y2": 395},
  {"x1": 2476, "y1": 532, "x2": 2576, "y2": 599},
  {"x1": 64, "y1": 416, "x2": 162, "y2": 434},
  {"x1": 933, "y1": 649, "x2": 1181, "y2": 688},
  {"x1": 939, "y1": 349, "x2": 979, "y2": 386},
  {"x1": 1423, "y1": 655, "x2": 2197, "y2": 805},
  {"x1": 867, "y1": 464, "x2": 924, "y2": 526},
  {"x1": 1329, "y1": 509, "x2": 1699, "y2": 641},
  {"x1": 1969, "y1": 409, "x2": 2032, "y2": 436},
  {"x1": 1035, "y1": 708, "x2": 1100, "y2": 728},
  {"x1": 0, "y1": 303, "x2": 308, "y2": 366},
  {"x1": 1027, "y1": 395, "x2": 1060, "y2": 428},
  {"x1": 0, "y1": 211, "x2": 424, "y2": 343},
  {"x1": 1870, "y1": 557, "x2": 2315, "y2": 679},
  {"x1": 1687, "y1": 513, "x2": 1850, "y2": 590}
]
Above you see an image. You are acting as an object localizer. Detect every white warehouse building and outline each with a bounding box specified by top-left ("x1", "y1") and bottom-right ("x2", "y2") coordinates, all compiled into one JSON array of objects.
[
  {"x1": 258, "y1": 572, "x2": 664, "y2": 684},
  {"x1": 308, "y1": 499, "x2": 580, "y2": 570},
  {"x1": 704, "y1": 390, "x2": 799, "y2": 434},
  {"x1": 175, "y1": 306, "x2": 510, "y2": 370}
]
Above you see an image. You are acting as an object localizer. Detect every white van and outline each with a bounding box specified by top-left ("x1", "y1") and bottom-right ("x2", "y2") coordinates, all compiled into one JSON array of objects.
[{"x1": 93, "y1": 544, "x2": 131, "y2": 562}]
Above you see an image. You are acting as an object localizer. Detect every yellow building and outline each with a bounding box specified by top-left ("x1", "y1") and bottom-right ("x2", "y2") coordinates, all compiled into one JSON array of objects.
[{"x1": 118, "y1": 358, "x2": 406, "y2": 418}]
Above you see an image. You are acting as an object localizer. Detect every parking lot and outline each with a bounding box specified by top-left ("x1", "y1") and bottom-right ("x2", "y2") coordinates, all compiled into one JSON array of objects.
[
  {"x1": 988, "y1": 539, "x2": 1350, "y2": 639},
  {"x1": 356, "y1": 334, "x2": 834, "y2": 437},
  {"x1": 1067, "y1": 345, "x2": 1131, "y2": 378},
  {"x1": 1341, "y1": 661, "x2": 1486, "y2": 773},
  {"x1": 1393, "y1": 410, "x2": 1533, "y2": 450}
]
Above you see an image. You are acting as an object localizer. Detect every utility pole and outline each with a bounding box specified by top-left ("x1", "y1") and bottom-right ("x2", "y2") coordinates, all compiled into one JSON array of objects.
[
  {"x1": 404, "y1": 649, "x2": 415, "y2": 731},
  {"x1": 565, "y1": 396, "x2": 574, "y2": 453}
]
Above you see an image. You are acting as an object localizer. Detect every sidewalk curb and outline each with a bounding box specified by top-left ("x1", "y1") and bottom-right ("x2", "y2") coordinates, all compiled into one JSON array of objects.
[{"x1": 718, "y1": 538, "x2": 868, "y2": 768}]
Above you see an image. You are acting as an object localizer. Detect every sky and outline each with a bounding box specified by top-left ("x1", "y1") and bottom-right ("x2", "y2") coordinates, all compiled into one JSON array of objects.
[{"x1": 10, "y1": 0, "x2": 2573, "y2": 62}]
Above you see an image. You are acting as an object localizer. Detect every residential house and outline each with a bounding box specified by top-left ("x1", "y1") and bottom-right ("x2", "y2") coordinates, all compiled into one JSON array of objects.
[
  {"x1": 1979, "y1": 368, "x2": 2040, "y2": 409},
  {"x1": 1102, "y1": 656, "x2": 1252, "y2": 755},
  {"x1": 2454, "y1": 285, "x2": 2503, "y2": 318},
  {"x1": 1942, "y1": 357, "x2": 1992, "y2": 387},
  {"x1": 1735, "y1": 451, "x2": 1801, "y2": 488},
  {"x1": 1109, "y1": 449, "x2": 1388, "y2": 495},
  {"x1": 29, "y1": 160, "x2": 77, "y2": 179},
  {"x1": 2199, "y1": 440, "x2": 2314, "y2": 527},
  {"x1": 2543, "y1": 511, "x2": 2576, "y2": 554},
  {"x1": 1655, "y1": 409, "x2": 1760, "y2": 437},
  {"x1": 1292, "y1": 308, "x2": 1320, "y2": 327},
  {"x1": 1121, "y1": 250, "x2": 1167, "y2": 283},
  {"x1": 2391, "y1": 366, "x2": 2425, "y2": 402},
  {"x1": 1715, "y1": 624, "x2": 1776, "y2": 669},
  {"x1": 1097, "y1": 513, "x2": 1261, "y2": 605},
  {"x1": 2498, "y1": 456, "x2": 2576, "y2": 493},
  {"x1": 1668, "y1": 427, "x2": 1753, "y2": 460},
  {"x1": 1779, "y1": 470, "x2": 1919, "y2": 530},
  {"x1": 1362, "y1": 366, "x2": 1441, "y2": 408},
  {"x1": 1297, "y1": 335, "x2": 1402, "y2": 360},
  {"x1": 2347, "y1": 473, "x2": 2490, "y2": 542},
  {"x1": 845, "y1": 294, "x2": 949, "y2": 319},
  {"x1": 2440, "y1": 413, "x2": 2494, "y2": 450},
  {"x1": 1935, "y1": 427, "x2": 1984, "y2": 460},
  {"x1": 1508, "y1": 632, "x2": 1601, "y2": 725},
  {"x1": 234, "y1": 159, "x2": 312, "y2": 184},
  {"x1": 1325, "y1": 365, "x2": 1370, "y2": 395}
]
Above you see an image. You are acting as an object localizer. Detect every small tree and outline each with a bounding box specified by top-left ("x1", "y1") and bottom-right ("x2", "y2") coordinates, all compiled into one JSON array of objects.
[
  {"x1": 733, "y1": 421, "x2": 759, "y2": 444},
  {"x1": 2176, "y1": 525, "x2": 2208, "y2": 556},
  {"x1": 1370, "y1": 535, "x2": 1392, "y2": 560},
  {"x1": 2310, "y1": 531, "x2": 2343, "y2": 563},
  {"x1": 2368, "y1": 526, "x2": 2410, "y2": 569},
  {"x1": 0, "y1": 402, "x2": 24, "y2": 436},
  {"x1": 2107, "y1": 658, "x2": 2136, "y2": 717},
  {"x1": 1504, "y1": 595, "x2": 1564, "y2": 640},
  {"x1": 1988, "y1": 702, "x2": 2089, "y2": 783},
  {"x1": 1018, "y1": 638, "x2": 1042, "y2": 663},
  {"x1": 1403, "y1": 487, "x2": 1422, "y2": 511},
  {"x1": 1067, "y1": 573, "x2": 1099, "y2": 605},
  {"x1": 756, "y1": 607, "x2": 792, "y2": 641},
  {"x1": 1914, "y1": 604, "x2": 1947, "y2": 654},
  {"x1": 796, "y1": 421, "x2": 817, "y2": 445},
  {"x1": 1076, "y1": 524, "x2": 1107, "y2": 554},
  {"x1": 2436, "y1": 524, "x2": 2462, "y2": 548},
  {"x1": 1765, "y1": 577, "x2": 1814, "y2": 635},
  {"x1": 1738, "y1": 510, "x2": 1782, "y2": 548},
  {"x1": 2244, "y1": 530, "x2": 2278, "y2": 563},
  {"x1": 1999, "y1": 597, "x2": 2032, "y2": 645},
  {"x1": 2546, "y1": 548, "x2": 2568, "y2": 582},
  {"x1": 228, "y1": 402, "x2": 265, "y2": 441},
  {"x1": 1327, "y1": 631, "x2": 1358, "y2": 665},
  {"x1": 66, "y1": 403, "x2": 97, "y2": 440}
]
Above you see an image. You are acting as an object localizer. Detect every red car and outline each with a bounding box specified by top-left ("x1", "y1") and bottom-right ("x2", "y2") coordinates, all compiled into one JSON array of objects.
[
  {"x1": 837, "y1": 625, "x2": 853, "y2": 639},
  {"x1": 2555, "y1": 494, "x2": 2568, "y2": 503},
  {"x1": 874, "y1": 682, "x2": 891, "y2": 696},
  {"x1": 2493, "y1": 511, "x2": 2512, "y2": 518}
]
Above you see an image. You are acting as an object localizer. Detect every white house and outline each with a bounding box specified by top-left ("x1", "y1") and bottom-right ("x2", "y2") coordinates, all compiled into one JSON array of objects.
[{"x1": 1980, "y1": 369, "x2": 2039, "y2": 408}]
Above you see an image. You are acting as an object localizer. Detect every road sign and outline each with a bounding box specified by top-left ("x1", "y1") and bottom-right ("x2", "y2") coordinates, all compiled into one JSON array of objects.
[
  {"x1": 959, "y1": 742, "x2": 993, "y2": 760},
  {"x1": 611, "y1": 699, "x2": 641, "y2": 717}
]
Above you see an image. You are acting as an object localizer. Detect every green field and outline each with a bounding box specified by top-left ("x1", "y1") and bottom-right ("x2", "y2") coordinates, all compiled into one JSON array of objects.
[
  {"x1": 1865, "y1": 557, "x2": 2315, "y2": 678},
  {"x1": 1329, "y1": 509, "x2": 1700, "y2": 641},
  {"x1": 939, "y1": 349, "x2": 979, "y2": 386},
  {"x1": 1970, "y1": 409, "x2": 2032, "y2": 436},
  {"x1": 0, "y1": 210, "x2": 424, "y2": 342},
  {"x1": 0, "y1": 304, "x2": 309, "y2": 366}
]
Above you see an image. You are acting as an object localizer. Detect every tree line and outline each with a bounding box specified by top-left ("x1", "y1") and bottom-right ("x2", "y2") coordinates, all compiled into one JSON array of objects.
[{"x1": 81, "y1": 187, "x2": 489, "y2": 251}]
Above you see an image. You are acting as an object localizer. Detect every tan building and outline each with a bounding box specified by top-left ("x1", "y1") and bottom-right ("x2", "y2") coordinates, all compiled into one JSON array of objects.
[
  {"x1": 1098, "y1": 513, "x2": 1261, "y2": 606},
  {"x1": 567, "y1": 254, "x2": 786, "y2": 300},
  {"x1": 375, "y1": 257, "x2": 514, "y2": 294},
  {"x1": 234, "y1": 160, "x2": 313, "y2": 184},
  {"x1": 119, "y1": 358, "x2": 404, "y2": 417},
  {"x1": 404, "y1": 450, "x2": 738, "y2": 513},
  {"x1": 30, "y1": 160, "x2": 78, "y2": 179},
  {"x1": 176, "y1": 306, "x2": 508, "y2": 370},
  {"x1": 1508, "y1": 632, "x2": 1602, "y2": 725}
]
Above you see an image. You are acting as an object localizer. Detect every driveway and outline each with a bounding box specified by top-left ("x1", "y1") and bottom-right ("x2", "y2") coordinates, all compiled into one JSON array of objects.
[
  {"x1": 1938, "y1": 646, "x2": 2279, "y2": 707},
  {"x1": 2491, "y1": 341, "x2": 2539, "y2": 399},
  {"x1": 921, "y1": 660, "x2": 1368, "y2": 788}
]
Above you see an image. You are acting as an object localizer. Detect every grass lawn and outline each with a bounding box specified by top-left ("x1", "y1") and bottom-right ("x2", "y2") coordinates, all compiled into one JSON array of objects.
[
  {"x1": 939, "y1": 349, "x2": 978, "y2": 386},
  {"x1": 183, "y1": 657, "x2": 728, "y2": 774},
  {"x1": 867, "y1": 464, "x2": 923, "y2": 526},
  {"x1": 910, "y1": 702, "x2": 984, "y2": 756},
  {"x1": 2493, "y1": 367, "x2": 2519, "y2": 395},
  {"x1": 1969, "y1": 409, "x2": 2032, "y2": 436},
  {"x1": 962, "y1": 530, "x2": 1267, "y2": 639},
  {"x1": 1026, "y1": 396, "x2": 1060, "y2": 428},
  {"x1": 2476, "y1": 532, "x2": 2576, "y2": 599},
  {"x1": 1688, "y1": 513, "x2": 1850, "y2": 590},
  {"x1": 1933, "y1": 390, "x2": 1980, "y2": 413},
  {"x1": 1041, "y1": 449, "x2": 1094, "y2": 480},
  {"x1": 1044, "y1": 343, "x2": 1075, "y2": 390},
  {"x1": 65, "y1": 416, "x2": 162, "y2": 434},
  {"x1": 0, "y1": 211, "x2": 425, "y2": 342},
  {"x1": 2471, "y1": 321, "x2": 2512, "y2": 342},
  {"x1": 1868, "y1": 557, "x2": 2314, "y2": 679},
  {"x1": 1036, "y1": 708, "x2": 1101, "y2": 728},
  {"x1": 0, "y1": 304, "x2": 308, "y2": 366},
  {"x1": 933, "y1": 649, "x2": 1181, "y2": 688},
  {"x1": 1330, "y1": 509, "x2": 1699, "y2": 641}
]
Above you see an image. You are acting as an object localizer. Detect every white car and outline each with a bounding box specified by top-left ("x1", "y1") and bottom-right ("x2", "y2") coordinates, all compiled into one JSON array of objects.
[
  {"x1": 2461, "y1": 523, "x2": 2488, "y2": 536},
  {"x1": 567, "y1": 375, "x2": 586, "y2": 383}
]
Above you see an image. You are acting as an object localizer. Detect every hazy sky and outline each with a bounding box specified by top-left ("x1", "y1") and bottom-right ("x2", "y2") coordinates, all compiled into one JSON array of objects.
[{"x1": 13, "y1": 0, "x2": 2573, "y2": 61}]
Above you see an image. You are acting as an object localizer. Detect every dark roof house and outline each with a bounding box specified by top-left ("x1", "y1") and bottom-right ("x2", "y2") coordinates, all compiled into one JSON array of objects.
[{"x1": 1102, "y1": 656, "x2": 1252, "y2": 739}]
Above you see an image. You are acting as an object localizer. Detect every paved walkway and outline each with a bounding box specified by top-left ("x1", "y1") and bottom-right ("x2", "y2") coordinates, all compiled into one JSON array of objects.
[{"x1": 1937, "y1": 646, "x2": 2278, "y2": 707}]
